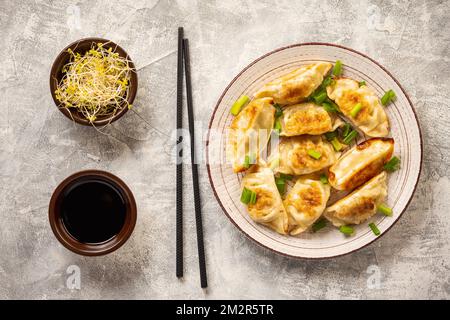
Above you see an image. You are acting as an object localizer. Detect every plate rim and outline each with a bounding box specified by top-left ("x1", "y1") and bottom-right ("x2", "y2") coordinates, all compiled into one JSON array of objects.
[{"x1": 206, "y1": 42, "x2": 423, "y2": 259}]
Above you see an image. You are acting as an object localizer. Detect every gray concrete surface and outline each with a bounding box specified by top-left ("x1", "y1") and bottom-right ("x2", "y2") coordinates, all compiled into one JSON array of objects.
[{"x1": 0, "y1": 0, "x2": 449, "y2": 299}]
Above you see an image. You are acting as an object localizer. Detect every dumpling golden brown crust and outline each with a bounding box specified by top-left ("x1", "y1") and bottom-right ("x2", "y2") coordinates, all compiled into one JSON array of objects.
[
  {"x1": 241, "y1": 163, "x2": 289, "y2": 234},
  {"x1": 328, "y1": 138, "x2": 394, "y2": 191},
  {"x1": 254, "y1": 62, "x2": 332, "y2": 105},
  {"x1": 227, "y1": 97, "x2": 275, "y2": 173},
  {"x1": 269, "y1": 135, "x2": 339, "y2": 176},
  {"x1": 284, "y1": 176, "x2": 330, "y2": 235},
  {"x1": 280, "y1": 102, "x2": 343, "y2": 137},
  {"x1": 326, "y1": 78, "x2": 389, "y2": 137},
  {"x1": 324, "y1": 171, "x2": 387, "y2": 226}
]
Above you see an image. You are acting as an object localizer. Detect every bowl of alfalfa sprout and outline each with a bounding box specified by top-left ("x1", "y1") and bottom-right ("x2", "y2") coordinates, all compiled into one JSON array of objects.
[{"x1": 50, "y1": 38, "x2": 138, "y2": 126}]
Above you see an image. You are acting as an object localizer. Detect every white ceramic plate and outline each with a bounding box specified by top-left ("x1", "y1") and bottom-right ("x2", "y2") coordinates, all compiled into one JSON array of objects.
[{"x1": 206, "y1": 43, "x2": 422, "y2": 259}]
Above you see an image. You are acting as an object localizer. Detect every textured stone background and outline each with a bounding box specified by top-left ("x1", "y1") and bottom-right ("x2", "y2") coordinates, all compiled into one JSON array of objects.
[{"x1": 0, "y1": 0, "x2": 449, "y2": 299}]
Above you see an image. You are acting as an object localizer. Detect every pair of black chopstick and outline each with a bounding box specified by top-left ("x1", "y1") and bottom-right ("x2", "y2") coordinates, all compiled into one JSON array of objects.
[{"x1": 176, "y1": 27, "x2": 207, "y2": 288}]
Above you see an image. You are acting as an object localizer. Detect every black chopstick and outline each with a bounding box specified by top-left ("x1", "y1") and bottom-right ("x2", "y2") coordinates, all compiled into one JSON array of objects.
[
  {"x1": 183, "y1": 38, "x2": 208, "y2": 288},
  {"x1": 176, "y1": 27, "x2": 184, "y2": 279}
]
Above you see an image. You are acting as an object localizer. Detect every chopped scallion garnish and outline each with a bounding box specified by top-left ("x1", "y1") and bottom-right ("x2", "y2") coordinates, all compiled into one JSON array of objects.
[
  {"x1": 274, "y1": 118, "x2": 282, "y2": 132},
  {"x1": 331, "y1": 137, "x2": 343, "y2": 151},
  {"x1": 359, "y1": 81, "x2": 366, "y2": 87},
  {"x1": 230, "y1": 95, "x2": 250, "y2": 115},
  {"x1": 350, "y1": 102, "x2": 363, "y2": 118},
  {"x1": 381, "y1": 89, "x2": 396, "y2": 106},
  {"x1": 369, "y1": 223, "x2": 380, "y2": 236},
  {"x1": 249, "y1": 191, "x2": 257, "y2": 204},
  {"x1": 274, "y1": 103, "x2": 283, "y2": 118},
  {"x1": 275, "y1": 177, "x2": 286, "y2": 195},
  {"x1": 322, "y1": 102, "x2": 337, "y2": 113},
  {"x1": 320, "y1": 174, "x2": 328, "y2": 184},
  {"x1": 377, "y1": 204, "x2": 393, "y2": 216},
  {"x1": 243, "y1": 154, "x2": 255, "y2": 169},
  {"x1": 313, "y1": 91, "x2": 328, "y2": 105},
  {"x1": 312, "y1": 218, "x2": 327, "y2": 232},
  {"x1": 279, "y1": 173, "x2": 293, "y2": 180},
  {"x1": 333, "y1": 60, "x2": 342, "y2": 76},
  {"x1": 325, "y1": 130, "x2": 337, "y2": 141},
  {"x1": 322, "y1": 75, "x2": 333, "y2": 88},
  {"x1": 339, "y1": 225, "x2": 354, "y2": 236},
  {"x1": 384, "y1": 156, "x2": 400, "y2": 172},
  {"x1": 342, "y1": 129, "x2": 358, "y2": 145},
  {"x1": 307, "y1": 149, "x2": 322, "y2": 160},
  {"x1": 342, "y1": 123, "x2": 351, "y2": 138},
  {"x1": 241, "y1": 187, "x2": 257, "y2": 205},
  {"x1": 243, "y1": 155, "x2": 250, "y2": 169}
]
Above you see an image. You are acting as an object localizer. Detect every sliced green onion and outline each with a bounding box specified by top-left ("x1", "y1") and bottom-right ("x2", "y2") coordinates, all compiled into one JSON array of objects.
[
  {"x1": 322, "y1": 102, "x2": 337, "y2": 113},
  {"x1": 307, "y1": 149, "x2": 322, "y2": 160},
  {"x1": 359, "y1": 80, "x2": 366, "y2": 87},
  {"x1": 333, "y1": 60, "x2": 342, "y2": 76},
  {"x1": 384, "y1": 156, "x2": 400, "y2": 172},
  {"x1": 324, "y1": 130, "x2": 337, "y2": 141},
  {"x1": 275, "y1": 177, "x2": 286, "y2": 195},
  {"x1": 243, "y1": 155, "x2": 250, "y2": 169},
  {"x1": 350, "y1": 102, "x2": 363, "y2": 118},
  {"x1": 279, "y1": 173, "x2": 293, "y2": 180},
  {"x1": 313, "y1": 91, "x2": 328, "y2": 104},
  {"x1": 339, "y1": 225, "x2": 354, "y2": 236},
  {"x1": 342, "y1": 129, "x2": 358, "y2": 145},
  {"x1": 243, "y1": 154, "x2": 255, "y2": 169},
  {"x1": 274, "y1": 118, "x2": 282, "y2": 133},
  {"x1": 249, "y1": 190, "x2": 257, "y2": 204},
  {"x1": 381, "y1": 89, "x2": 396, "y2": 106},
  {"x1": 320, "y1": 174, "x2": 328, "y2": 184},
  {"x1": 322, "y1": 75, "x2": 333, "y2": 88},
  {"x1": 240, "y1": 187, "x2": 252, "y2": 204},
  {"x1": 274, "y1": 103, "x2": 283, "y2": 118},
  {"x1": 230, "y1": 95, "x2": 250, "y2": 115},
  {"x1": 312, "y1": 218, "x2": 327, "y2": 232},
  {"x1": 331, "y1": 137, "x2": 343, "y2": 151},
  {"x1": 342, "y1": 123, "x2": 351, "y2": 138},
  {"x1": 377, "y1": 203, "x2": 393, "y2": 216},
  {"x1": 369, "y1": 223, "x2": 380, "y2": 236}
]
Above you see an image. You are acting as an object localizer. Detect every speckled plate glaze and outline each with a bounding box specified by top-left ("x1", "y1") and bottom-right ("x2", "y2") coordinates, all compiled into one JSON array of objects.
[{"x1": 206, "y1": 43, "x2": 422, "y2": 259}]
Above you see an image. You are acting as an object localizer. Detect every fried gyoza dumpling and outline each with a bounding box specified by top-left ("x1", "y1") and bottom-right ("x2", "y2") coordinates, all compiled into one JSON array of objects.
[
  {"x1": 241, "y1": 163, "x2": 289, "y2": 234},
  {"x1": 324, "y1": 171, "x2": 387, "y2": 226},
  {"x1": 328, "y1": 138, "x2": 394, "y2": 191},
  {"x1": 227, "y1": 97, "x2": 275, "y2": 173},
  {"x1": 284, "y1": 176, "x2": 331, "y2": 235},
  {"x1": 280, "y1": 102, "x2": 343, "y2": 137},
  {"x1": 254, "y1": 62, "x2": 332, "y2": 105},
  {"x1": 269, "y1": 135, "x2": 339, "y2": 176},
  {"x1": 326, "y1": 78, "x2": 389, "y2": 137}
]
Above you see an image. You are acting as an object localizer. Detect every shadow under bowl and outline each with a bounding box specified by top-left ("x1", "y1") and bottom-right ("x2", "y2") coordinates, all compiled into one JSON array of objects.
[{"x1": 49, "y1": 37, "x2": 138, "y2": 126}]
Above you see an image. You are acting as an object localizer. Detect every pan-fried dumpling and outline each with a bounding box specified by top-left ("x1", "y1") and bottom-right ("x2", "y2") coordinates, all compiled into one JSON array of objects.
[
  {"x1": 280, "y1": 102, "x2": 343, "y2": 136},
  {"x1": 254, "y1": 62, "x2": 332, "y2": 105},
  {"x1": 326, "y1": 78, "x2": 389, "y2": 137},
  {"x1": 284, "y1": 176, "x2": 330, "y2": 235},
  {"x1": 325, "y1": 171, "x2": 387, "y2": 226},
  {"x1": 328, "y1": 138, "x2": 394, "y2": 191},
  {"x1": 227, "y1": 97, "x2": 275, "y2": 173},
  {"x1": 241, "y1": 163, "x2": 288, "y2": 234},
  {"x1": 269, "y1": 135, "x2": 339, "y2": 175}
]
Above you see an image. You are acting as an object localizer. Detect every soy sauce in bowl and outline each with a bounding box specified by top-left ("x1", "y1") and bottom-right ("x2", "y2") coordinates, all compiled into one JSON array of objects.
[
  {"x1": 49, "y1": 170, "x2": 137, "y2": 256},
  {"x1": 61, "y1": 179, "x2": 126, "y2": 244}
]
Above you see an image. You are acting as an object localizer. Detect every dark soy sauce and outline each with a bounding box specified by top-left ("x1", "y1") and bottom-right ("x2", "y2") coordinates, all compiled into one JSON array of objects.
[{"x1": 61, "y1": 179, "x2": 126, "y2": 244}]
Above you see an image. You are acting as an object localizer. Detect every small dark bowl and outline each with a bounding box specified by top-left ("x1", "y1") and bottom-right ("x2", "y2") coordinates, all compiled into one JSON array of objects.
[
  {"x1": 49, "y1": 170, "x2": 137, "y2": 256},
  {"x1": 49, "y1": 38, "x2": 138, "y2": 126}
]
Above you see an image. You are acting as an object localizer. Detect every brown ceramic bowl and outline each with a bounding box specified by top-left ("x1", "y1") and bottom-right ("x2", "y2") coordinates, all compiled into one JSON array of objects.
[
  {"x1": 49, "y1": 38, "x2": 138, "y2": 126},
  {"x1": 49, "y1": 170, "x2": 137, "y2": 256}
]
